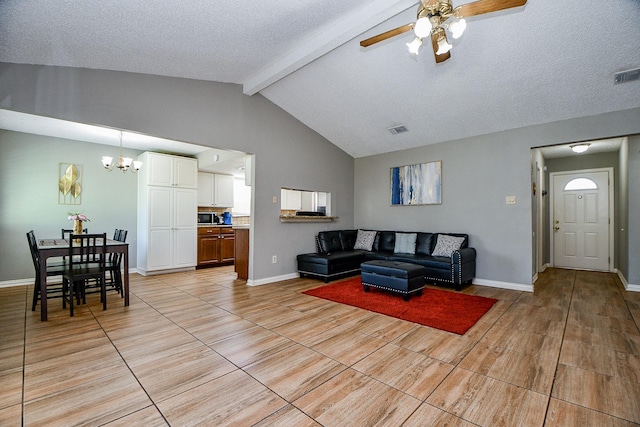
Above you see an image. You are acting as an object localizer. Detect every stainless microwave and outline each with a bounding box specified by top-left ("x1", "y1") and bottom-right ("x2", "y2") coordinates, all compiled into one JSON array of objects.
[{"x1": 198, "y1": 212, "x2": 219, "y2": 224}]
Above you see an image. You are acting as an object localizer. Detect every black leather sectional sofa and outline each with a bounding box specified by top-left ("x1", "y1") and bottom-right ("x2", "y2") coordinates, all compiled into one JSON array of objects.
[{"x1": 297, "y1": 229, "x2": 476, "y2": 291}]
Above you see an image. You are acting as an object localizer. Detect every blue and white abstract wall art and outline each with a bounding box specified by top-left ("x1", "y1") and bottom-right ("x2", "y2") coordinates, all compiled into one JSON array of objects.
[{"x1": 390, "y1": 161, "x2": 442, "y2": 205}]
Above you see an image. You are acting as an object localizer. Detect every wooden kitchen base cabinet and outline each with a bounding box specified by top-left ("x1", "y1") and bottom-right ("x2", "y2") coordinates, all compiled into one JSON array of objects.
[
  {"x1": 197, "y1": 227, "x2": 234, "y2": 267},
  {"x1": 234, "y1": 228, "x2": 249, "y2": 280},
  {"x1": 220, "y1": 228, "x2": 235, "y2": 263}
]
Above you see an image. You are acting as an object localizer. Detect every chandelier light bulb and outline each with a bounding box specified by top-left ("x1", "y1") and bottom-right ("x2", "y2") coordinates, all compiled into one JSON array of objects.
[
  {"x1": 450, "y1": 18, "x2": 466, "y2": 39},
  {"x1": 413, "y1": 17, "x2": 432, "y2": 38},
  {"x1": 406, "y1": 37, "x2": 423, "y2": 55}
]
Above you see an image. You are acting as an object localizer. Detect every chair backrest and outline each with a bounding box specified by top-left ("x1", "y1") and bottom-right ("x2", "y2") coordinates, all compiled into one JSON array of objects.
[
  {"x1": 62, "y1": 228, "x2": 88, "y2": 239},
  {"x1": 112, "y1": 229, "x2": 128, "y2": 242},
  {"x1": 68, "y1": 233, "x2": 107, "y2": 269},
  {"x1": 26, "y1": 230, "x2": 41, "y2": 273},
  {"x1": 109, "y1": 229, "x2": 128, "y2": 266}
]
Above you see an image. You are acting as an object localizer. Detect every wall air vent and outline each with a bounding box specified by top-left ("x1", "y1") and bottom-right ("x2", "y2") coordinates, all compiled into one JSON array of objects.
[
  {"x1": 388, "y1": 125, "x2": 408, "y2": 135},
  {"x1": 614, "y1": 67, "x2": 640, "y2": 85}
]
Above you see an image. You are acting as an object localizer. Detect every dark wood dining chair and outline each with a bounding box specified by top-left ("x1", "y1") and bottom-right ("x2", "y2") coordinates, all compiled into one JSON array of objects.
[
  {"x1": 61, "y1": 228, "x2": 87, "y2": 239},
  {"x1": 106, "y1": 229, "x2": 128, "y2": 297},
  {"x1": 27, "y1": 230, "x2": 67, "y2": 311},
  {"x1": 61, "y1": 233, "x2": 107, "y2": 317}
]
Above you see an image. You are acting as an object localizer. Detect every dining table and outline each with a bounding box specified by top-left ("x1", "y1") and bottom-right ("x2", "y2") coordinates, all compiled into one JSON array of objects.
[{"x1": 36, "y1": 237, "x2": 130, "y2": 321}]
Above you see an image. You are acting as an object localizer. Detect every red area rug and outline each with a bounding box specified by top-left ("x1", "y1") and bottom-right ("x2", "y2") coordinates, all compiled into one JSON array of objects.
[{"x1": 303, "y1": 276, "x2": 498, "y2": 335}]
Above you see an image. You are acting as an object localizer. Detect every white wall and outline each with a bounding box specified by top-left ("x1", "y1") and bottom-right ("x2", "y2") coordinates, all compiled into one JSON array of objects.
[
  {"x1": 628, "y1": 135, "x2": 640, "y2": 285},
  {"x1": 355, "y1": 110, "x2": 640, "y2": 288},
  {"x1": 0, "y1": 63, "x2": 355, "y2": 283},
  {"x1": 0, "y1": 132, "x2": 140, "y2": 282},
  {"x1": 233, "y1": 177, "x2": 251, "y2": 216},
  {"x1": 2, "y1": 62, "x2": 639, "y2": 288},
  {"x1": 356, "y1": 131, "x2": 533, "y2": 287}
]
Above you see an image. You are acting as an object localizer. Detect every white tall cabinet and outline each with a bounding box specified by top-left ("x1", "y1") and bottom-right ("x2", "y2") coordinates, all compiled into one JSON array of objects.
[{"x1": 137, "y1": 152, "x2": 198, "y2": 275}]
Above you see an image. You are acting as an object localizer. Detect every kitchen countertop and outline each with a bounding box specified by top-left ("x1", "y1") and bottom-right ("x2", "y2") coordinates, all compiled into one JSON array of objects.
[{"x1": 197, "y1": 224, "x2": 234, "y2": 228}]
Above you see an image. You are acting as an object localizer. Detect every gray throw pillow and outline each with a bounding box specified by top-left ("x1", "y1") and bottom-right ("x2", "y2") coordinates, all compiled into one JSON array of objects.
[
  {"x1": 354, "y1": 229, "x2": 376, "y2": 251},
  {"x1": 394, "y1": 233, "x2": 417, "y2": 254},
  {"x1": 432, "y1": 234, "x2": 465, "y2": 257}
]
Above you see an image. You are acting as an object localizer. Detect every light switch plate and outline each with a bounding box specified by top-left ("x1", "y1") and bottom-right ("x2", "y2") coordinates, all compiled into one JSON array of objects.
[
  {"x1": 273, "y1": 196, "x2": 278, "y2": 204},
  {"x1": 506, "y1": 196, "x2": 516, "y2": 205}
]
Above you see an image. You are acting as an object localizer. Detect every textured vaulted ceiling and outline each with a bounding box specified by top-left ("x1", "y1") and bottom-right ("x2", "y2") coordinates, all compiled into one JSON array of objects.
[{"x1": 1, "y1": 0, "x2": 639, "y2": 158}]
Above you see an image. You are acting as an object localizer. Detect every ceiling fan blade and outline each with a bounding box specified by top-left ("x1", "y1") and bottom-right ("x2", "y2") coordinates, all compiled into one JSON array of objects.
[
  {"x1": 456, "y1": 0, "x2": 526, "y2": 18},
  {"x1": 431, "y1": 32, "x2": 451, "y2": 63},
  {"x1": 360, "y1": 23, "x2": 414, "y2": 47}
]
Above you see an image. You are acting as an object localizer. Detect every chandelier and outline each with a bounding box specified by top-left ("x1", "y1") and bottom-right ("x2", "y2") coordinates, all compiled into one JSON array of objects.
[{"x1": 101, "y1": 132, "x2": 142, "y2": 173}]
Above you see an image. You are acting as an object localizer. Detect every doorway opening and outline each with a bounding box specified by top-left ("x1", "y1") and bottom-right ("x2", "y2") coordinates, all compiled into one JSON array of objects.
[{"x1": 549, "y1": 168, "x2": 613, "y2": 271}]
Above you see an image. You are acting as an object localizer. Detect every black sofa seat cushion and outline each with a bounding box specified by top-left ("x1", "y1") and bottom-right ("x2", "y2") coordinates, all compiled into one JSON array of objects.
[
  {"x1": 297, "y1": 251, "x2": 364, "y2": 282},
  {"x1": 388, "y1": 254, "x2": 451, "y2": 270},
  {"x1": 297, "y1": 251, "x2": 363, "y2": 266}
]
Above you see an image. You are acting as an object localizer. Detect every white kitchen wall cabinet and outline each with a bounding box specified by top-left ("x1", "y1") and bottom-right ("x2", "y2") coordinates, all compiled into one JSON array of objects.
[
  {"x1": 138, "y1": 152, "x2": 197, "y2": 275},
  {"x1": 198, "y1": 172, "x2": 234, "y2": 207},
  {"x1": 281, "y1": 188, "x2": 302, "y2": 210},
  {"x1": 142, "y1": 151, "x2": 198, "y2": 188}
]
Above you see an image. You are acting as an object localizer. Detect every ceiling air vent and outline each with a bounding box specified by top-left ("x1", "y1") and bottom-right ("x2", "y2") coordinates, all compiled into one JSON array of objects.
[
  {"x1": 614, "y1": 68, "x2": 640, "y2": 85},
  {"x1": 388, "y1": 125, "x2": 408, "y2": 135}
]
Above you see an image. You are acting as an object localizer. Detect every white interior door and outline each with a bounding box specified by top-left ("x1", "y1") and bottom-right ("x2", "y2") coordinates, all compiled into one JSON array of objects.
[{"x1": 552, "y1": 170, "x2": 610, "y2": 271}]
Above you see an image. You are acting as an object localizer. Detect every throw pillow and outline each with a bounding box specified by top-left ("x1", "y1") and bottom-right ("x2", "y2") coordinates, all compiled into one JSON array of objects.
[
  {"x1": 354, "y1": 229, "x2": 376, "y2": 251},
  {"x1": 394, "y1": 233, "x2": 417, "y2": 254},
  {"x1": 432, "y1": 234, "x2": 465, "y2": 257}
]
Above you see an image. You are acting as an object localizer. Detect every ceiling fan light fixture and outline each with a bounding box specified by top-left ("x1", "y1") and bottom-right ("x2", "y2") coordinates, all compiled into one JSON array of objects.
[
  {"x1": 449, "y1": 18, "x2": 466, "y2": 39},
  {"x1": 406, "y1": 37, "x2": 423, "y2": 55},
  {"x1": 436, "y1": 37, "x2": 453, "y2": 55},
  {"x1": 413, "y1": 17, "x2": 432, "y2": 38},
  {"x1": 570, "y1": 143, "x2": 590, "y2": 154}
]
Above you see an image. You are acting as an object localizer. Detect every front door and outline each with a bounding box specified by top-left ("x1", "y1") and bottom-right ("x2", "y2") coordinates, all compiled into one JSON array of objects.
[{"x1": 552, "y1": 170, "x2": 610, "y2": 271}]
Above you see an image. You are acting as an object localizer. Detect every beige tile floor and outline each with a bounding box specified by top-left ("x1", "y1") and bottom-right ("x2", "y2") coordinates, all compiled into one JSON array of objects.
[{"x1": 1, "y1": 267, "x2": 639, "y2": 426}]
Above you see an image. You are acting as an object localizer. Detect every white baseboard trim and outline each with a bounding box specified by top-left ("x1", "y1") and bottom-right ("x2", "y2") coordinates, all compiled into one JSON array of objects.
[
  {"x1": 617, "y1": 270, "x2": 640, "y2": 292},
  {"x1": 1, "y1": 269, "x2": 137, "y2": 289},
  {"x1": 247, "y1": 273, "x2": 300, "y2": 287},
  {"x1": 0, "y1": 277, "x2": 64, "y2": 288},
  {"x1": 473, "y1": 278, "x2": 534, "y2": 293},
  {"x1": 136, "y1": 267, "x2": 195, "y2": 276},
  {"x1": 0, "y1": 279, "x2": 32, "y2": 288}
]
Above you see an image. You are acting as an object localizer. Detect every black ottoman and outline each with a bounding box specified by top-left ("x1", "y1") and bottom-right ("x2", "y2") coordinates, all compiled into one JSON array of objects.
[{"x1": 361, "y1": 260, "x2": 426, "y2": 301}]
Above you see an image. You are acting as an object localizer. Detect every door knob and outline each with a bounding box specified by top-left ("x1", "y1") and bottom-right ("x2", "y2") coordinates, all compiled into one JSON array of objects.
[{"x1": 554, "y1": 226, "x2": 560, "y2": 231}]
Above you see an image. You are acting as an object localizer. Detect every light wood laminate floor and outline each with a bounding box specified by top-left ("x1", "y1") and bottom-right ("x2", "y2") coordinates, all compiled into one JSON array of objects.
[{"x1": 1, "y1": 267, "x2": 639, "y2": 426}]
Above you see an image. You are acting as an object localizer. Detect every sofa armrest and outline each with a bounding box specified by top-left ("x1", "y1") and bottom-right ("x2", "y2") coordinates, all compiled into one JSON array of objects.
[
  {"x1": 452, "y1": 247, "x2": 476, "y2": 289},
  {"x1": 452, "y1": 247, "x2": 476, "y2": 264}
]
